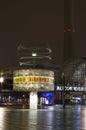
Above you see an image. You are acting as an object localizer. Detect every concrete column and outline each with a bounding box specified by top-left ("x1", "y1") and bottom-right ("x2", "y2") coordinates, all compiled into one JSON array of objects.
[{"x1": 29, "y1": 92, "x2": 38, "y2": 109}]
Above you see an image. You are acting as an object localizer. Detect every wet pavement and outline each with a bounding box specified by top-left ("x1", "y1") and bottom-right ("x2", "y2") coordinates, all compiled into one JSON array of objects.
[{"x1": 0, "y1": 105, "x2": 85, "y2": 130}]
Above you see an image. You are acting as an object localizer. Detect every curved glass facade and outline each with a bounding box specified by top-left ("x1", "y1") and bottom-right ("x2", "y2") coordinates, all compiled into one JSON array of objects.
[
  {"x1": 55, "y1": 58, "x2": 86, "y2": 104},
  {"x1": 58, "y1": 58, "x2": 86, "y2": 87}
]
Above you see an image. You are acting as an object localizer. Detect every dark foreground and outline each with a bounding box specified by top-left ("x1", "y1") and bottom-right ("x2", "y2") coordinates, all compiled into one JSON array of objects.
[{"x1": 0, "y1": 105, "x2": 86, "y2": 130}]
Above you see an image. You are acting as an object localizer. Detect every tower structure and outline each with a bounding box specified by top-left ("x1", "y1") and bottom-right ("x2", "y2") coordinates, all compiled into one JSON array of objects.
[{"x1": 64, "y1": 0, "x2": 75, "y2": 61}]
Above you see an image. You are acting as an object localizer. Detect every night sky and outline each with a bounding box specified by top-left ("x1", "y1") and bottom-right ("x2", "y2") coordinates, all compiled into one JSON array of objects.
[{"x1": 0, "y1": 1, "x2": 86, "y2": 68}]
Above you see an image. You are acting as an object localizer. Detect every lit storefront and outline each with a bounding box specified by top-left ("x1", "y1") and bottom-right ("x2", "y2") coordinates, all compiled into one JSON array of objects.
[{"x1": 55, "y1": 85, "x2": 85, "y2": 104}]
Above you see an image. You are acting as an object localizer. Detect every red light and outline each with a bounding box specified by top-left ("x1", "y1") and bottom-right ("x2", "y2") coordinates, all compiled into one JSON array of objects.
[
  {"x1": 64, "y1": 28, "x2": 76, "y2": 32},
  {"x1": 67, "y1": 28, "x2": 71, "y2": 32},
  {"x1": 64, "y1": 29, "x2": 66, "y2": 32}
]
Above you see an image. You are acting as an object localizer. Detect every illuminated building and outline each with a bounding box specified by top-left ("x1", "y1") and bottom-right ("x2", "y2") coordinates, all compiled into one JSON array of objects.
[{"x1": 55, "y1": 58, "x2": 86, "y2": 104}]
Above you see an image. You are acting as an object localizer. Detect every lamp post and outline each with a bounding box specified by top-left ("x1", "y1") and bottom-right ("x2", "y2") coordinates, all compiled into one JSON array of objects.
[
  {"x1": 62, "y1": 72, "x2": 66, "y2": 108},
  {"x1": 0, "y1": 76, "x2": 4, "y2": 103},
  {"x1": 0, "y1": 76, "x2": 4, "y2": 91}
]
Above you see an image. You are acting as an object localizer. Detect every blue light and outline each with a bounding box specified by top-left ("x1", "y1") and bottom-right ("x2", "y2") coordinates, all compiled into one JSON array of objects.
[
  {"x1": 42, "y1": 92, "x2": 54, "y2": 97},
  {"x1": 74, "y1": 97, "x2": 81, "y2": 100}
]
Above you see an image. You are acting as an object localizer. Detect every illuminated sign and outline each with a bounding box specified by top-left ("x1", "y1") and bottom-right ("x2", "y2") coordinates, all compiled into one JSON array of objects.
[
  {"x1": 56, "y1": 86, "x2": 85, "y2": 92},
  {"x1": 13, "y1": 69, "x2": 54, "y2": 91},
  {"x1": 14, "y1": 76, "x2": 53, "y2": 84}
]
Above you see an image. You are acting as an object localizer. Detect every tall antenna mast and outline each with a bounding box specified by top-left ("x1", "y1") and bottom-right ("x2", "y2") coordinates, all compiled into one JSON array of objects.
[{"x1": 64, "y1": 0, "x2": 75, "y2": 61}]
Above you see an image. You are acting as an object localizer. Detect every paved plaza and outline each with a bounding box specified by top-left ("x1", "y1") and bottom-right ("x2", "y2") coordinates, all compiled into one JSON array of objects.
[{"x1": 0, "y1": 105, "x2": 85, "y2": 130}]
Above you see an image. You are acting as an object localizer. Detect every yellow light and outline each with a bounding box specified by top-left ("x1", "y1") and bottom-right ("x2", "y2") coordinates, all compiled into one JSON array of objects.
[{"x1": 14, "y1": 76, "x2": 54, "y2": 83}]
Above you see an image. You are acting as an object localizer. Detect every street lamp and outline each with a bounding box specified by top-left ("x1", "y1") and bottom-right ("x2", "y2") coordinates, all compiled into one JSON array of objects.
[
  {"x1": 0, "y1": 76, "x2": 4, "y2": 103},
  {"x1": 62, "y1": 72, "x2": 66, "y2": 108},
  {"x1": 0, "y1": 76, "x2": 4, "y2": 91},
  {"x1": 32, "y1": 52, "x2": 37, "y2": 57}
]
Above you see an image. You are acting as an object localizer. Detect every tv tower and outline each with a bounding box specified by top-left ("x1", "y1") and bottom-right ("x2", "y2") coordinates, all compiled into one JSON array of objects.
[{"x1": 64, "y1": 0, "x2": 75, "y2": 61}]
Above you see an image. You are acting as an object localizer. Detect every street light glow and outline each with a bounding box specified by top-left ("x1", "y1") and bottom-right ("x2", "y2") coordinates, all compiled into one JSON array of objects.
[
  {"x1": 0, "y1": 77, "x2": 4, "y2": 83},
  {"x1": 32, "y1": 53, "x2": 37, "y2": 57}
]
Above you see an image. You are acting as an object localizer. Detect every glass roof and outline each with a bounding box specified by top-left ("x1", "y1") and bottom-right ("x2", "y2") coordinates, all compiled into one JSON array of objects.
[{"x1": 58, "y1": 58, "x2": 86, "y2": 86}]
